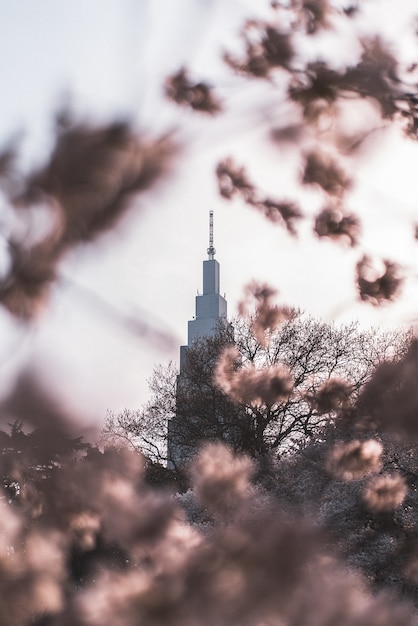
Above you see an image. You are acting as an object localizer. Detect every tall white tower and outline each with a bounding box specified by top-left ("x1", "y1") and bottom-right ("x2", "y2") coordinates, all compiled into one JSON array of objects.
[
  {"x1": 179, "y1": 211, "x2": 227, "y2": 371},
  {"x1": 187, "y1": 210, "x2": 227, "y2": 346},
  {"x1": 168, "y1": 212, "x2": 228, "y2": 468}
]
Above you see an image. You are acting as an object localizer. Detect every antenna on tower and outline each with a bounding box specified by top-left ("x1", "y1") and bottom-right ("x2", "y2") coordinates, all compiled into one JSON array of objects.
[{"x1": 207, "y1": 210, "x2": 216, "y2": 259}]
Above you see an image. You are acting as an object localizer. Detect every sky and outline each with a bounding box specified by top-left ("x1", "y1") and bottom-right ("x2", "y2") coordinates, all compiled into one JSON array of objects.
[{"x1": 1, "y1": 0, "x2": 418, "y2": 432}]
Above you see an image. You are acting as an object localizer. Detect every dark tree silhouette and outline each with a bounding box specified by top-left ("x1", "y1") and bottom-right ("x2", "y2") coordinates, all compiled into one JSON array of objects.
[{"x1": 105, "y1": 313, "x2": 410, "y2": 466}]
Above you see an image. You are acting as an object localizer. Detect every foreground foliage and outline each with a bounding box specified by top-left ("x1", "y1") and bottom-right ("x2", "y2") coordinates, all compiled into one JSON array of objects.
[{"x1": 1, "y1": 402, "x2": 418, "y2": 624}]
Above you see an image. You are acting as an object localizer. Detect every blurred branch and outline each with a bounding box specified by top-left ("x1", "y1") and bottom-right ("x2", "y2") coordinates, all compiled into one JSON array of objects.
[
  {"x1": 59, "y1": 274, "x2": 176, "y2": 351},
  {"x1": 0, "y1": 120, "x2": 176, "y2": 320}
]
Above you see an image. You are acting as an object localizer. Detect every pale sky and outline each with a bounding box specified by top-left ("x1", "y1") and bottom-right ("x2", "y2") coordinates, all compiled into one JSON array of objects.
[{"x1": 1, "y1": 0, "x2": 418, "y2": 432}]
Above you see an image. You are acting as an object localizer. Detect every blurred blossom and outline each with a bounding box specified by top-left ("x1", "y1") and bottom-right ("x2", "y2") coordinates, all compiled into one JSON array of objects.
[
  {"x1": 255, "y1": 198, "x2": 302, "y2": 234},
  {"x1": 216, "y1": 159, "x2": 302, "y2": 233},
  {"x1": 215, "y1": 345, "x2": 293, "y2": 406},
  {"x1": 238, "y1": 281, "x2": 294, "y2": 346},
  {"x1": 191, "y1": 443, "x2": 253, "y2": 513},
  {"x1": 289, "y1": 38, "x2": 401, "y2": 120},
  {"x1": 69, "y1": 512, "x2": 101, "y2": 551},
  {"x1": 356, "y1": 339, "x2": 418, "y2": 437},
  {"x1": 0, "y1": 121, "x2": 174, "y2": 319},
  {"x1": 356, "y1": 254, "x2": 403, "y2": 305},
  {"x1": 297, "y1": 0, "x2": 333, "y2": 34},
  {"x1": 0, "y1": 525, "x2": 66, "y2": 624},
  {"x1": 0, "y1": 500, "x2": 20, "y2": 551},
  {"x1": 363, "y1": 473, "x2": 407, "y2": 513},
  {"x1": 314, "y1": 206, "x2": 360, "y2": 246},
  {"x1": 216, "y1": 157, "x2": 255, "y2": 202},
  {"x1": 238, "y1": 281, "x2": 278, "y2": 316},
  {"x1": 165, "y1": 68, "x2": 221, "y2": 114},
  {"x1": 405, "y1": 548, "x2": 418, "y2": 585},
  {"x1": 326, "y1": 439, "x2": 383, "y2": 481},
  {"x1": 308, "y1": 377, "x2": 353, "y2": 414},
  {"x1": 224, "y1": 22, "x2": 294, "y2": 77},
  {"x1": 302, "y1": 150, "x2": 351, "y2": 196}
]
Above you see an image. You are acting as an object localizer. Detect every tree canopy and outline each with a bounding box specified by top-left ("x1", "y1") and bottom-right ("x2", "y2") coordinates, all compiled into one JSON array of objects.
[{"x1": 105, "y1": 312, "x2": 411, "y2": 466}]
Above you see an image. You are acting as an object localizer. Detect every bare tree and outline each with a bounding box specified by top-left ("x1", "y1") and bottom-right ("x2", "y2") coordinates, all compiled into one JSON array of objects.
[
  {"x1": 105, "y1": 313, "x2": 411, "y2": 466},
  {"x1": 230, "y1": 314, "x2": 410, "y2": 454},
  {"x1": 104, "y1": 361, "x2": 178, "y2": 463}
]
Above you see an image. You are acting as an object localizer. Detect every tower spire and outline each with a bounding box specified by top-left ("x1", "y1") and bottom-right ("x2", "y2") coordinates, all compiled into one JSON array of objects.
[{"x1": 207, "y1": 210, "x2": 216, "y2": 259}]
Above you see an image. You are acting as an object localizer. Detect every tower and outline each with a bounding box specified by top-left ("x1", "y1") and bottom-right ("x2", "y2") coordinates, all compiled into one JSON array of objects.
[
  {"x1": 168, "y1": 211, "x2": 228, "y2": 468},
  {"x1": 180, "y1": 210, "x2": 227, "y2": 368}
]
